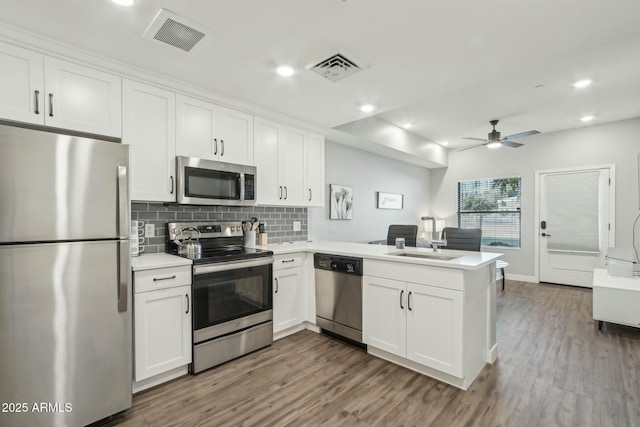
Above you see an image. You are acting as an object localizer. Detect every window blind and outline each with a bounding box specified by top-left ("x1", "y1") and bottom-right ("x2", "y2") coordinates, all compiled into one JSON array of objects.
[
  {"x1": 457, "y1": 178, "x2": 521, "y2": 248},
  {"x1": 544, "y1": 172, "x2": 600, "y2": 252}
]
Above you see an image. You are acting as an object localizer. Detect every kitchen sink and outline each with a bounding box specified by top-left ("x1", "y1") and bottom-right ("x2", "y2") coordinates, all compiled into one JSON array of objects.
[{"x1": 388, "y1": 252, "x2": 461, "y2": 261}]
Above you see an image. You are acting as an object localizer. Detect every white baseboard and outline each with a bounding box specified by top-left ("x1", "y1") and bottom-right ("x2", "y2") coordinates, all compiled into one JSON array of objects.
[
  {"x1": 505, "y1": 273, "x2": 537, "y2": 283},
  {"x1": 488, "y1": 343, "x2": 499, "y2": 363}
]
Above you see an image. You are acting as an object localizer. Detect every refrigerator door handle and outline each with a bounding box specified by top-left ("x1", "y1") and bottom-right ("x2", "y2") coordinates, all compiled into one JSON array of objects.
[
  {"x1": 117, "y1": 166, "x2": 129, "y2": 238},
  {"x1": 117, "y1": 240, "x2": 129, "y2": 313}
]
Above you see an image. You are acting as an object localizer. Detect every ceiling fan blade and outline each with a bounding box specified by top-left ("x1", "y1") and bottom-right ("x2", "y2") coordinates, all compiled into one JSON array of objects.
[
  {"x1": 457, "y1": 143, "x2": 486, "y2": 152},
  {"x1": 503, "y1": 130, "x2": 540, "y2": 140},
  {"x1": 502, "y1": 140, "x2": 524, "y2": 148},
  {"x1": 461, "y1": 137, "x2": 487, "y2": 141}
]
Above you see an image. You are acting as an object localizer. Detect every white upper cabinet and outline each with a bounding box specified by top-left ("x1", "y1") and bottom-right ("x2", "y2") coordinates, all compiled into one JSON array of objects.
[
  {"x1": 306, "y1": 133, "x2": 325, "y2": 207},
  {"x1": 123, "y1": 80, "x2": 176, "y2": 202},
  {"x1": 254, "y1": 118, "x2": 281, "y2": 204},
  {"x1": 176, "y1": 94, "x2": 253, "y2": 165},
  {"x1": 44, "y1": 57, "x2": 122, "y2": 137},
  {"x1": 0, "y1": 43, "x2": 122, "y2": 137},
  {"x1": 254, "y1": 117, "x2": 325, "y2": 207},
  {"x1": 0, "y1": 41, "x2": 44, "y2": 124},
  {"x1": 279, "y1": 126, "x2": 307, "y2": 206}
]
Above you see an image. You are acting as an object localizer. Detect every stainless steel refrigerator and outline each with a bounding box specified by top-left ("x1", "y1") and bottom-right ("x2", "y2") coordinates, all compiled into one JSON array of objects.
[{"x1": 0, "y1": 122, "x2": 132, "y2": 427}]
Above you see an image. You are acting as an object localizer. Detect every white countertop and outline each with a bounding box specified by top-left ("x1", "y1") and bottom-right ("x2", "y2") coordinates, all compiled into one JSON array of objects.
[
  {"x1": 131, "y1": 253, "x2": 192, "y2": 271},
  {"x1": 593, "y1": 268, "x2": 640, "y2": 291},
  {"x1": 259, "y1": 240, "x2": 502, "y2": 270}
]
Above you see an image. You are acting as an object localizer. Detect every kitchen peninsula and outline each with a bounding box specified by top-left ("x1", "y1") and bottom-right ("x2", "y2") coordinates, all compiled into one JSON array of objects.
[{"x1": 264, "y1": 241, "x2": 501, "y2": 390}]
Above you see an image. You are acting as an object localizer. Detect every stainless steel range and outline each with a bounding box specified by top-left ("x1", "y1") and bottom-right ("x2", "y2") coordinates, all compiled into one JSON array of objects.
[{"x1": 167, "y1": 221, "x2": 274, "y2": 374}]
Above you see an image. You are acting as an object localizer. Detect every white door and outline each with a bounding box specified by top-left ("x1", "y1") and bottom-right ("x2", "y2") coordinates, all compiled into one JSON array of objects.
[
  {"x1": 43, "y1": 57, "x2": 122, "y2": 137},
  {"x1": 176, "y1": 95, "x2": 216, "y2": 160},
  {"x1": 134, "y1": 285, "x2": 191, "y2": 381},
  {"x1": 254, "y1": 118, "x2": 281, "y2": 204},
  {"x1": 538, "y1": 167, "x2": 612, "y2": 287},
  {"x1": 279, "y1": 126, "x2": 307, "y2": 205},
  {"x1": 0, "y1": 41, "x2": 44, "y2": 125},
  {"x1": 273, "y1": 268, "x2": 302, "y2": 333},
  {"x1": 362, "y1": 276, "x2": 406, "y2": 357},
  {"x1": 306, "y1": 133, "x2": 325, "y2": 207},
  {"x1": 215, "y1": 105, "x2": 253, "y2": 165},
  {"x1": 406, "y1": 283, "x2": 463, "y2": 377},
  {"x1": 123, "y1": 80, "x2": 176, "y2": 202}
]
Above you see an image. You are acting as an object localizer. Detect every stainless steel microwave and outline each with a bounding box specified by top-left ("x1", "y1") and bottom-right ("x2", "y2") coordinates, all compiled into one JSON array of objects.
[{"x1": 176, "y1": 156, "x2": 257, "y2": 206}]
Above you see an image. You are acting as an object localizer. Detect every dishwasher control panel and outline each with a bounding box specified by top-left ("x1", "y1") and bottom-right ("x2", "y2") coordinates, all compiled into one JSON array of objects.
[{"x1": 314, "y1": 253, "x2": 363, "y2": 276}]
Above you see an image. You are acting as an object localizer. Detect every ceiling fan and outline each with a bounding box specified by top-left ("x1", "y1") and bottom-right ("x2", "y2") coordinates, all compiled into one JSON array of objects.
[{"x1": 458, "y1": 120, "x2": 540, "y2": 151}]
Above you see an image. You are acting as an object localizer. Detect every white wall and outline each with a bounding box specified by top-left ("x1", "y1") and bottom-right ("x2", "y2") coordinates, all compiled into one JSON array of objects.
[
  {"x1": 430, "y1": 117, "x2": 640, "y2": 279},
  {"x1": 309, "y1": 141, "x2": 431, "y2": 243}
]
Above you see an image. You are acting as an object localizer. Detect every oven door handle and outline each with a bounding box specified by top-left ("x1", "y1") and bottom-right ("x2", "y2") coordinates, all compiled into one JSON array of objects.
[{"x1": 193, "y1": 257, "x2": 274, "y2": 275}]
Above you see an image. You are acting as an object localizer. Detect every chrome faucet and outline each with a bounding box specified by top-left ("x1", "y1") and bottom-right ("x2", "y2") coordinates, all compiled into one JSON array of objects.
[{"x1": 421, "y1": 216, "x2": 447, "y2": 252}]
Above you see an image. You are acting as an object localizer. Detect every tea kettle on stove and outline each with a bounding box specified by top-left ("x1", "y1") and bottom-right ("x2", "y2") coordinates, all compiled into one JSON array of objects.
[{"x1": 175, "y1": 227, "x2": 202, "y2": 256}]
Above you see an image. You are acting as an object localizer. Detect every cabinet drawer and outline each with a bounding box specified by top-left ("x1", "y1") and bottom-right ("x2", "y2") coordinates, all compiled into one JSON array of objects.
[
  {"x1": 134, "y1": 266, "x2": 191, "y2": 293},
  {"x1": 273, "y1": 254, "x2": 303, "y2": 271}
]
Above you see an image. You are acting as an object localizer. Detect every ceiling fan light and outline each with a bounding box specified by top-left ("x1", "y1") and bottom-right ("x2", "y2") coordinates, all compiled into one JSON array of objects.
[{"x1": 487, "y1": 141, "x2": 502, "y2": 149}]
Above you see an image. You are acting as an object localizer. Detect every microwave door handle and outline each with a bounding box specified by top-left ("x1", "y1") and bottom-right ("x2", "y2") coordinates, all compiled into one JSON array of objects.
[{"x1": 239, "y1": 174, "x2": 245, "y2": 203}]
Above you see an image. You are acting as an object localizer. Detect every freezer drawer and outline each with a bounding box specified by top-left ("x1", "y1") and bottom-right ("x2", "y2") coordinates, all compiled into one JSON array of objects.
[{"x1": 0, "y1": 241, "x2": 132, "y2": 427}]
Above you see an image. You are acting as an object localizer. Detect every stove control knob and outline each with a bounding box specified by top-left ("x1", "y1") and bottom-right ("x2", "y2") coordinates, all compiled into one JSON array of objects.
[{"x1": 234, "y1": 226, "x2": 240, "y2": 232}]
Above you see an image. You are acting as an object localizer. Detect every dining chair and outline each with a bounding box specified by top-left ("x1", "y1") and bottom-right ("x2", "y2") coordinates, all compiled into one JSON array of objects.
[{"x1": 386, "y1": 225, "x2": 419, "y2": 247}]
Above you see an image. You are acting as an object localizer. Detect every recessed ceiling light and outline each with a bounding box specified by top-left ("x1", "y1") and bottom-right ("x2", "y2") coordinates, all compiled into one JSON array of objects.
[
  {"x1": 359, "y1": 104, "x2": 376, "y2": 113},
  {"x1": 580, "y1": 115, "x2": 594, "y2": 122},
  {"x1": 276, "y1": 66, "x2": 295, "y2": 77},
  {"x1": 573, "y1": 79, "x2": 592, "y2": 88},
  {"x1": 440, "y1": 141, "x2": 449, "y2": 146},
  {"x1": 402, "y1": 123, "x2": 413, "y2": 129},
  {"x1": 111, "y1": 0, "x2": 134, "y2": 6},
  {"x1": 487, "y1": 141, "x2": 502, "y2": 149}
]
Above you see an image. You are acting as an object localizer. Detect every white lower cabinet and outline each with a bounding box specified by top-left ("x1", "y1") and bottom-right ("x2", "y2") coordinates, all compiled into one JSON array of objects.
[
  {"x1": 363, "y1": 275, "x2": 463, "y2": 378},
  {"x1": 133, "y1": 266, "x2": 192, "y2": 390},
  {"x1": 273, "y1": 254, "x2": 304, "y2": 336}
]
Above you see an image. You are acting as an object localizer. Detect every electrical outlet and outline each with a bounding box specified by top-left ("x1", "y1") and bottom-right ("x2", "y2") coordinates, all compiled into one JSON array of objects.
[
  {"x1": 145, "y1": 223, "x2": 155, "y2": 237},
  {"x1": 293, "y1": 221, "x2": 301, "y2": 232}
]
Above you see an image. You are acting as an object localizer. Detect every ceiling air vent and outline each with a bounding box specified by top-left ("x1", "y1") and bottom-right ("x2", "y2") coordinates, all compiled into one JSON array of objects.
[
  {"x1": 307, "y1": 53, "x2": 364, "y2": 82},
  {"x1": 143, "y1": 9, "x2": 211, "y2": 54}
]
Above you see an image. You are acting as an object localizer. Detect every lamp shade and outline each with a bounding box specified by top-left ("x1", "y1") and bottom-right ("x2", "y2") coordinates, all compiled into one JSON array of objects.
[{"x1": 424, "y1": 219, "x2": 445, "y2": 233}]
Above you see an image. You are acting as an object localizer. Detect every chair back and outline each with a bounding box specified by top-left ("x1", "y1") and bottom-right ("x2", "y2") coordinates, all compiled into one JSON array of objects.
[
  {"x1": 442, "y1": 227, "x2": 482, "y2": 251},
  {"x1": 387, "y1": 225, "x2": 418, "y2": 247}
]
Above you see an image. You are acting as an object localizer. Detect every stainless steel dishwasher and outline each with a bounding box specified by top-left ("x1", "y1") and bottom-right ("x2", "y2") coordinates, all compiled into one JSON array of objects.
[{"x1": 314, "y1": 253, "x2": 364, "y2": 343}]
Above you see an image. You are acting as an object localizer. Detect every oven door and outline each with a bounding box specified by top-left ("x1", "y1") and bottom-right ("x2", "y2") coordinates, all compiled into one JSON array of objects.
[{"x1": 192, "y1": 257, "x2": 273, "y2": 343}]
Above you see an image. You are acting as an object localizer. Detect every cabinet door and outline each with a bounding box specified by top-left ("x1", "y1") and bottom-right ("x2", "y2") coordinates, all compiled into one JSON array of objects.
[
  {"x1": 123, "y1": 80, "x2": 176, "y2": 202},
  {"x1": 406, "y1": 283, "x2": 463, "y2": 377},
  {"x1": 176, "y1": 94, "x2": 216, "y2": 160},
  {"x1": 43, "y1": 57, "x2": 122, "y2": 137},
  {"x1": 134, "y1": 285, "x2": 192, "y2": 381},
  {"x1": 0, "y1": 41, "x2": 44, "y2": 124},
  {"x1": 279, "y1": 126, "x2": 306, "y2": 206},
  {"x1": 306, "y1": 133, "x2": 325, "y2": 207},
  {"x1": 254, "y1": 118, "x2": 281, "y2": 204},
  {"x1": 363, "y1": 276, "x2": 406, "y2": 357},
  {"x1": 273, "y1": 267, "x2": 303, "y2": 333},
  {"x1": 215, "y1": 105, "x2": 253, "y2": 165}
]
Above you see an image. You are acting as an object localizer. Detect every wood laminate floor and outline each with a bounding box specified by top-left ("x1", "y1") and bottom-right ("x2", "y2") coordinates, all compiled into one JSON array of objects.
[{"x1": 110, "y1": 281, "x2": 640, "y2": 427}]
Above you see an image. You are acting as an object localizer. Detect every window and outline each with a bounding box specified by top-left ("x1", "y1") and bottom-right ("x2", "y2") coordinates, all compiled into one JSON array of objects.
[{"x1": 457, "y1": 177, "x2": 521, "y2": 248}]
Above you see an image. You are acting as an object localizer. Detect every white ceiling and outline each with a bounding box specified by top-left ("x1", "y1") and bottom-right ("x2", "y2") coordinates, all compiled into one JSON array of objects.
[{"x1": 3, "y1": 0, "x2": 640, "y2": 150}]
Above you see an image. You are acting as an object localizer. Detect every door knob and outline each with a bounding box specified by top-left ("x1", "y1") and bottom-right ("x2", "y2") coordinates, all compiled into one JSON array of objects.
[{"x1": 541, "y1": 233, "x2": 551, "y2": 237}]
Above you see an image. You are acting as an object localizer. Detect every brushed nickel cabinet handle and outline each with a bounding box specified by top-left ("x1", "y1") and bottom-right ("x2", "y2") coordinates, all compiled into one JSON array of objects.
[
  {"x1": 400, "y1": 290, "x2": 404, "y2": 309},
  {"x1": 275, "y1": 277, "x2": 279, "y2": 293},
  {"x1": 408, "y1": 291, "x2": 413, "y2": 311},
  {"x1": 221, "y1": 140, "x2": 224, "y2": 156},
  {"x1": 279, "y1": 186, "x2": 283, "y2": 200},
  {"x1": 153, "y1": 275, "x2": 176, "y2": 282},
  {"x1": 34, "y1": 90, "x2": 40, "y2": 115},
  {"x1": 48, "y1": 93, "x2": 54, "y2": 117},
  {"x1": 308, "y1": 188, "x2": 312, "y2": 202},
  {"x1": 214, "y1": 138, "x2": 218, "y2": 155},
  {"x1": 185, "y1": 294, "x2": 190, "y2": 314},
  {"x1": 170, "y1": 176, "x2": 174, "y2": 194},
  {"x1": 284, "y1": 186, "x2": 288, "y2": 200}
]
